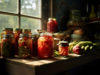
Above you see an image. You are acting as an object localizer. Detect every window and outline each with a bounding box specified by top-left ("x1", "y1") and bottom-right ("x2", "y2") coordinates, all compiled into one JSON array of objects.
[{"x1": 0, "y1": 0, "x2": 42, "y2": 33}]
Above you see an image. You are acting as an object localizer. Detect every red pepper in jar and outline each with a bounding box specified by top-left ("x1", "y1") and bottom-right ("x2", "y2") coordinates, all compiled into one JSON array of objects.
[
  {"x1": 58, "y1": 41, "x2": 69, "y2": 56},
  {"x1": 38, "y1": 33, "x2": 54, "y2": 59}
]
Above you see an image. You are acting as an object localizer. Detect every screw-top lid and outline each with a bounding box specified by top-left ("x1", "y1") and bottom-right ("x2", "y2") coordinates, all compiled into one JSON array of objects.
[
  {"x1": 48, "y1": 18, "x2": 53, "y2": 21},
  {"x1": 15, "y1": 28, "x2": 22, "y2": 31},
  {"x1": 24, "y1": 29, "x2": 31, "y2": 32},
  {"x1": 20, "y1": 33, "x2": 29, "y2": 37},
  {"x1": 53, "y1": 18, "x2": 56, "y2": 20},
  {"x1": 2, "y1": 34, "x2": 12, "y2": 38},
  {"x1": 57, "y1": 41, "x2": 68, "y2": 46},
  {"x1": 2, "y1": 28, "x2": 12, "y2": 31},
  {"x1": 40, "y1": 32, "x2": 52, "y2": 37},
  {"x1": 59, "y1": 41, "x2": 68, "y2": 44}
]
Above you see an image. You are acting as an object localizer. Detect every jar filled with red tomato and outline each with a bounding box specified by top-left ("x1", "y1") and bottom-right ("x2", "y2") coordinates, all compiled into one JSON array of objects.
[
  {"x1": 18, "y1": 34, "x2": 31, "y2": 58},
  {"x1": 47, "y1": 18, "x2": 58, "y2": 33},
  {"x1": 1, "y1": 34, "x2": 15, "y2": 57},
  {"x1": 58, "y1": 41, "x2": 69, "y2": 56},
  {"x1": 38, "y1": 33, "x2": 54, "y2": 59},
  {"x1": 14, "y1": 28, "x2": 22, "y2": 55}
]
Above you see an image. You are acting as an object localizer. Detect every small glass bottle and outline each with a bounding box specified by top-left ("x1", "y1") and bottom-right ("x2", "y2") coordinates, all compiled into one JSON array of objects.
[
  {"x1": 89, "y1": 5, "x2": 96, "y2": 22},
  {"x1": 18, "y1": 34, "x2": 31, "y2": 58},
  {"x1": 58, "y1": 41, "x2": 69, "y2": 56}
]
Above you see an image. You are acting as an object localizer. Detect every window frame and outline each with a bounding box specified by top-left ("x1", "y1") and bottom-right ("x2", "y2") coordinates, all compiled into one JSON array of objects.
[{"x1": 0, "y1": 0, "x2": 42, "y2": 29}]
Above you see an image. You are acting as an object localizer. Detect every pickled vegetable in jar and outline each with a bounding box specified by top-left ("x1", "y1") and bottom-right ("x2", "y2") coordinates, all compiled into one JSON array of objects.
[
  {"x1": 14, "y1": 28, "x2": 22, "y2": 55},
  {"x1": 1, "y1": 34, "x2": 14, "y2": 57},
  {"x1": 58, "y1": 41, "x2": 69, "y2": 56},
  {"x1": 38, "y1": 33, "x2": 54, "y2": 59},
  {"x1": 18, "y1": 34, "x2": 31, "y2": 58},
  {"x1": 47, "y1": 18, "x2": 58, "y2": 33}
]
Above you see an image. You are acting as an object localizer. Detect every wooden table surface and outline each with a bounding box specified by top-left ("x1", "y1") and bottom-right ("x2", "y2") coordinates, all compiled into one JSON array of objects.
[{"x1": 1, "y1": 52, "x2": 100, "y2": 75}]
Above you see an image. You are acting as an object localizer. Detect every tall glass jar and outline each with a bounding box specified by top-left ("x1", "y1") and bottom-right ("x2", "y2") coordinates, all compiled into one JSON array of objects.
[
  {"x1": 18, "y1": 34, "x2": 31, "y2": 58},
  {"x1": 14, "y1": 28, "x2": 22, "y2": 55},
  {"x1": 1, "y1": 34, "x2": 14, "y2": 57},
  {"x1": 38, "y1": 33, "x2": 54, "y2": 59}
]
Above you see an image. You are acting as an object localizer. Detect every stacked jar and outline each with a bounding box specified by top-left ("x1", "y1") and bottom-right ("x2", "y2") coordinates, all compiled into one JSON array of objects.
[{"x1": 47, "y1": 18, "x2": 58, "y2": 33}]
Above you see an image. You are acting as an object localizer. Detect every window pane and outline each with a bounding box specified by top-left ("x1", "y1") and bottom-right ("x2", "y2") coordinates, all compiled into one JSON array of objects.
[
  {"x1": 21, "y1": 17, "x2": 41, "y2": 33},
  {"x1": 0, "y1": 0, "x2": 18, "y2": 13},
  {"x1": 0, "y1": 14, "x2": 18, "y2": 33},
  {"x1": 21, "y1": 0, "x2": 41, "y2": 18}
]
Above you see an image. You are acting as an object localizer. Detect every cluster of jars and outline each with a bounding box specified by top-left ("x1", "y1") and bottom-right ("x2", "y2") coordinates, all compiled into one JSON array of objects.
[
  {"x1": 0, "y1": 28, "x2": 39, "y2": 58},
  {"x1": 0, "y1": 17, "x2": 69, "y2": 59}
]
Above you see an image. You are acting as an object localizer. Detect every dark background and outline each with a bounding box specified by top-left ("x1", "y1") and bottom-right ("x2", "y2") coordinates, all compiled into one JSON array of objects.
[{"x1": 53, "y1": 0, "x2": 100, "y2": 31}]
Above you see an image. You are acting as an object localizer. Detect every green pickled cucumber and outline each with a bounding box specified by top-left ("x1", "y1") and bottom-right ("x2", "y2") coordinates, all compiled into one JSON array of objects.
[
  {"x1": 81, "y1": 46, "x2": 85, "y2": 50},
  {"x1": 90, "y1": 46, "x2": 93, "y2": 50},
  {"x1": 84, "y1": 45, "x2": 90, "y2": 51}
]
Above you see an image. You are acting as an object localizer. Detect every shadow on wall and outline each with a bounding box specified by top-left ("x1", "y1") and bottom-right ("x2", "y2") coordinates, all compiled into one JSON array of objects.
[
  {"x1": 53, "y1": 0, "x2": 100, "y2": 31},
  {"x1": 53, "y1": 0, "x2": 82, "y2": 31}
]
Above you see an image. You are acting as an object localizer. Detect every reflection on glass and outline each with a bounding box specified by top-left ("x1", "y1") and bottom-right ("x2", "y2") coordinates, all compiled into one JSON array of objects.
[
  {"x1": 21, "y1": 17, "x2": 41, "y2": 33},
  {"x1": 0, "y1": 14, "x2": 18, "y2": 33},
  {"x1": 0, "y1": 0, "x2": 18, "y2": 13},
  {"x1": 21, "y1": 0, "x2": 41, "y2": 17}
]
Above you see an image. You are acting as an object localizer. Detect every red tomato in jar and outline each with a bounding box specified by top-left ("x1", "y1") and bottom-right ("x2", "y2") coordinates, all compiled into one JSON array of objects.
[
  {"x1": 47, "y1": 18, "x2": 58, "y2": 33},
  {"x1": 59, "y1": 46, "x2": 68, "y2": 56},
  {"x1": 38, "y1": 35, "x2": 54, "y2": 59}
]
